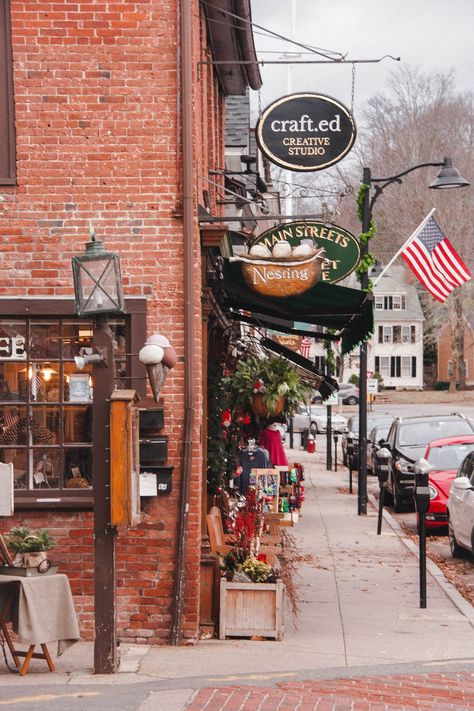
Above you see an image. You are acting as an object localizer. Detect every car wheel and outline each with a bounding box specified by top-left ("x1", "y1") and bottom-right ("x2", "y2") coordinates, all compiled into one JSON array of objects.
[
  {"x1": 346, "y1": 396, "x2": 358, "y2": 405},
  {"x1": 391, "y1": 474, "x2": 404, "y2": 513},
  {"x1": 310, "y1": 421, "x2": 320, "y2": 434},
  {"x1": 448, "y1": 517, "x2": 466, "y2": 558}
]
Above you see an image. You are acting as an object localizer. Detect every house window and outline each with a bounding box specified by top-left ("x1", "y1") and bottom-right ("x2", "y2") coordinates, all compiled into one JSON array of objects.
[
  {"x1": 379, "y1": 356, "x2": 390, "y2": 378},
  {"x1": 0, "y1": 300, "x2": 146, "y2": 507},
  {"x1": 401, "y1": 357, "x2": 412, "y2": 378},
  {"x1": 0, "y1": 1, "x2": 15, "y2": 184},
  {"x1": 383, "y1": 326, "x2": 392, "y2": 343},
  {"x1": 314, "y1": 356, "x2": 325, "y2": 371},
  {"x1": 447, "y1": 360, "x2": 453, "y2": 377},
  {"x1": 375, "y1": 296, "x2": 384, "y2": 310},
  {"x1": 392, "y1": 295, "x2": 406, "y2": 310}
]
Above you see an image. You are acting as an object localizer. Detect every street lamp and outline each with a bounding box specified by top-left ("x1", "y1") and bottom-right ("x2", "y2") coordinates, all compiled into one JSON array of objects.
[
  {"x1": 358, "y1": 157, "x2": 469, "y2": 516},
  {"x1": 72, "y1": 231, "x2": 125, "y2": 675}
]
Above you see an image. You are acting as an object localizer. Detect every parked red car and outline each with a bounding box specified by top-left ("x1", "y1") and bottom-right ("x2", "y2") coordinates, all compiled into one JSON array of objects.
[{"x1": 421, "y1": 435, "x2": 474, "y2": 529}]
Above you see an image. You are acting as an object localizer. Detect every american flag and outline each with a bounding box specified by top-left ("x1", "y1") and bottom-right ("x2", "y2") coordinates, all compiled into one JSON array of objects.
[
  {"x1": 299, "y1": 337, "x2": 313, "y2": 359},
  {"x1": 401, "y1": 215, "x2": 471, "y2": 302}
]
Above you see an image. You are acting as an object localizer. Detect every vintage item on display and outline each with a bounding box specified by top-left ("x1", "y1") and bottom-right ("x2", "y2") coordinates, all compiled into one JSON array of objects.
[
  {"x1": 0, "y1": 533, "x2": 14, "y2": 567},
  {"x1": 65, "y1": 464, "x2": 90, "y2": 489},
  {"x1": 68, "y1": 373, "x2": 91, "y2": 402}
]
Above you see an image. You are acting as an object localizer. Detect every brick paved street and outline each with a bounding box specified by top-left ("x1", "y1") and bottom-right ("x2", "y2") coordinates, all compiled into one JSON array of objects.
[{"x1": 187, "y1": 672, "x2": 474, "y2": 710}]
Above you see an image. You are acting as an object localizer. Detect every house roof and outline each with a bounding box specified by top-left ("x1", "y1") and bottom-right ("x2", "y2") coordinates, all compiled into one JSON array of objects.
[
  {"x1": 374, "y1": 266, "x2": 424, "y2": 321},
  {"x1": 203, "y1": 0, "x2": 262, "y2": 96},
  {"x1": 225, "y1": 93, "x2": 251, "y2": 147}
]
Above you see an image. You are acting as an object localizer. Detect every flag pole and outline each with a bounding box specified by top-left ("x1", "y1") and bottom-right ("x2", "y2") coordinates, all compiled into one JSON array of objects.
[{"x1": 372, "y1": 207, "x2": 437, "y2": 287}]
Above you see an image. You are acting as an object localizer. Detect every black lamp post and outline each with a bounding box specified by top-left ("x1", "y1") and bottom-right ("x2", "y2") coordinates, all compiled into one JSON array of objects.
[
  {"x1": 72, "y1": 230, "x2": 125, "y2": 674},
  {"x1": 358, "y1": 157, "x2": 469, "y2": 516}
]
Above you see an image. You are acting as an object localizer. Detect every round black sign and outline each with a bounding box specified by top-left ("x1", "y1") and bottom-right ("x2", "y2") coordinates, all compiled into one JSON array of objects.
[{"x1": 256, "y1": 93, "x2": 356, "y2": 172}]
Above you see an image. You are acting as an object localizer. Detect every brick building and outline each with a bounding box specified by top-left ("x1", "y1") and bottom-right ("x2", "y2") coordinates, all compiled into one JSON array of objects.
[
  {"x1": 0, "y1": 0, "x2": 261, "y2": 645},
  {"x1": 437, "y1": 316, "x2": 474, "y2": 386}
]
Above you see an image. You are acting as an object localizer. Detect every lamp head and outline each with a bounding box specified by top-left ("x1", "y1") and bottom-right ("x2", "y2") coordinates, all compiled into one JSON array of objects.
[{"x1": 429, "y1": 157, "x2": 470, "y2": 189}]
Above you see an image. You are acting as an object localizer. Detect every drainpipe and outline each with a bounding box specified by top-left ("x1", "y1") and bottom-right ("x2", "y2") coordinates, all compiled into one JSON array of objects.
[{"x1": 171, "y1": 0, "x2": 195, "y2": 645}]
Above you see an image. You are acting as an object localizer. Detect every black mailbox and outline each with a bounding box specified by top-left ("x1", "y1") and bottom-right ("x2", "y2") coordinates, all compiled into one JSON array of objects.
[
  {"x1": 140, "y1": 465, "x2": 173, "y2": 494},
  {"x1": 139, "y1": 436, "x2": 168, "y2": 465},
  {"x1": 139, "y1": 408, "x2": 164, "y2": 435}
]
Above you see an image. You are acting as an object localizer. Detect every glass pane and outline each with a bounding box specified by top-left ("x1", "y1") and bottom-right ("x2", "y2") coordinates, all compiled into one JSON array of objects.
[
  {"x1": 29, "y1": 406, "x2": 59, "y2": 444},
  {"x1": 64, "y1": 364, "x2": 93, "y2": 403},
  {"x1": 64, "y1": 405, "x2": 93, "y2": 443},
  {"x1": 32, "y1": 449, "x2": 61, "y2": 489},
  {"x1": 29, "y1": 363, "x2": 61, "y2": 402},
  {"x1": 0, "y1": 320, "x2": 27, "y2": 361},
  {"x1": 30, "y1": 321, "x2": 60, "y2": 359},
  {"x1": 110, "y1": 319, "x2": 127, "y2": 378},
  {"x1": 0, "y1": 406, "x2": 27, "y2": 445},
  {"x1": 64, "y1": 447, "x2": 92, "y2": 488},
  {"x1": 0, "y1": 448, "x2": 28, "y2": 489},
  {"x1": 0, "y1": 362, "x2": 28, "y2": 402},
  {"x1": 62, "y1": 321, "x2": 93, "y2": 359}
]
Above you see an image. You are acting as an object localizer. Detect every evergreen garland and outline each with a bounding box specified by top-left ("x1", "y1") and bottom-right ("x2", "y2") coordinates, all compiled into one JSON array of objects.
[{"x1": 355, "y1": 183, "x2": 376, "y2": 290}]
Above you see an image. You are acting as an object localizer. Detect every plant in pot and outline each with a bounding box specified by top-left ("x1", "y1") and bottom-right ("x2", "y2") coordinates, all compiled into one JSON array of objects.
[
  {"x1": 7, "y1": 526, "x2": 55, "y2": 568},
  {"x1": 224, "y1": 354, "x2": 313, "y2": 420}
]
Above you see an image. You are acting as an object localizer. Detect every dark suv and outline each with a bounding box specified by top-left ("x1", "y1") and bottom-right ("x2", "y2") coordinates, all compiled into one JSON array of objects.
[
  {"x1": 383, "y1": 413, "x2": 474, "y2": 512},
  {"x1": 342, "y1": 412, "x2": 394, "y2": 467}
]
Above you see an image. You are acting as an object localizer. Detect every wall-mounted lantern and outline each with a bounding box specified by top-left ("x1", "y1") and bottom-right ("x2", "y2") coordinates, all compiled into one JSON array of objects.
[{"x1": 71, "y1": 228, "x2": 125, "y2": 317}]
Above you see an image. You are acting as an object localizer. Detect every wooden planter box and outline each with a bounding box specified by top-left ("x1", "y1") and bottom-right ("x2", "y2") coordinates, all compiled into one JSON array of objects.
[{"x1": 219, "y1": 578, "x2": 284, "y2": 640}]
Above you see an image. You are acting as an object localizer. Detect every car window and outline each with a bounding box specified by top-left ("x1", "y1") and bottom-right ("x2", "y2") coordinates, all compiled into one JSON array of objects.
[
  {"x1": 458, "y1": 452, "x2": 474, "y2": 480},
  {"x1": 398, "y1": 419, "x2": 472, "y2": 447},
  {"x1": 427, "y1": 443, "x2": 474, "y2": 470}
]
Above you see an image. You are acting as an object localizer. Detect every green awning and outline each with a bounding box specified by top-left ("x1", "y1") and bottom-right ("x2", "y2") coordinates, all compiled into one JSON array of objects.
[{"x1": 215, "y1": 260, "x2": 374, "y2": 354}]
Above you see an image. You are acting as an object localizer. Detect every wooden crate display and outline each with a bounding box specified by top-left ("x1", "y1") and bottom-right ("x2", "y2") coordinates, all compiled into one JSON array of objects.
[{"x1": 219, "y1": 578, "x2": 284, "y2": 640}]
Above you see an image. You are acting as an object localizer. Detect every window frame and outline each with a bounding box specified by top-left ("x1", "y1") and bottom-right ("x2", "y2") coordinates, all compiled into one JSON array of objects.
[
  {"x1": 0, "y1": 298, "x2": 147, "y2": 509},
  {"x1": 0, "y1": 0, "x2": 16, "y2": 185}
]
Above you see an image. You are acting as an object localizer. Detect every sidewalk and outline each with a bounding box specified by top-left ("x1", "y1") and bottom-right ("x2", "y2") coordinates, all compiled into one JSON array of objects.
[{"x1": 2, "y1": 443, "x2": 474, "y2": 709}]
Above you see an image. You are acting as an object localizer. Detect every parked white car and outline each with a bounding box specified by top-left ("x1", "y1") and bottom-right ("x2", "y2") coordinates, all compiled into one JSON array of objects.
[
  {"x1": 292, "y1": 406, "x2": 348, "y2": 434},
  {"x1": 447, "y1": 450, "x2": 474, "y2": 557}
]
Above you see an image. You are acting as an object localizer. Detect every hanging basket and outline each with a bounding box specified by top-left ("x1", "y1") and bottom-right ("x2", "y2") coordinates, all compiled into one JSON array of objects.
[{"x1": 251, "y1": 394, "x2": 285, "y2": 417}]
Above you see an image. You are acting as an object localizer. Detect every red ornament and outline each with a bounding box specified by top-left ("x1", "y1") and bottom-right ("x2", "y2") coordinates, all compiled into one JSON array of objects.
[{"x1": 220, "y1": 409, "x2": 232, "y2": 427}]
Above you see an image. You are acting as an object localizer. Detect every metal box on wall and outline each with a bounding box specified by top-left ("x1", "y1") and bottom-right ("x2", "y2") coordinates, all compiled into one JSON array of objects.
[
  {"x1": 139, "y1": 436, "x2": 168, "y2": 465},
  {"x1": 139, "y1": 408, "x2": 164, "y2": 435},
  {"x1": 140, "y1": 465, "x2": 173, "y2": 494}
]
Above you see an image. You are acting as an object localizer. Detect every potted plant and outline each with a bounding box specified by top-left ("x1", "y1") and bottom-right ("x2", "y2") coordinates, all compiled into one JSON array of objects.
[
  {"x1": 224, "y1": 354, "x2": 312, "y2": 419},
  {"x1": 7, "y1": 526, "x2": 55, "y2": 568}
]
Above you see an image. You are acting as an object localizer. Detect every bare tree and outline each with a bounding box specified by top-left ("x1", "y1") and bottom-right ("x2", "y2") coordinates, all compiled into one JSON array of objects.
[{"x1": 354, "y1": 66, "x2": 474, "y2": 387}]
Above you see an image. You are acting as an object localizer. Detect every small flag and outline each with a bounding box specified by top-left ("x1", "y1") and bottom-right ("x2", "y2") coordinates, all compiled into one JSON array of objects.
[
  {"x1": 299, "y1": 336, "x2": 313, "y2": 359},
  {"x1": 401, "y1": 215, "x2": 471, "y2": 302}
]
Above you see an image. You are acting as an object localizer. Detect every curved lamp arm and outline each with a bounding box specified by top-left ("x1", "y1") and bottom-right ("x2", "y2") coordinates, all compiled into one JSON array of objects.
[{"x1": 369, "y1": 159, "x2": 444, "y2": 212}]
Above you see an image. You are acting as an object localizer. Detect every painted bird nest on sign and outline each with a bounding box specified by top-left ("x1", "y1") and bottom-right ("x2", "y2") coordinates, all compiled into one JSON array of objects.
[{"x1": 235, "y1": 244, "x2": 325, "y2": 297}]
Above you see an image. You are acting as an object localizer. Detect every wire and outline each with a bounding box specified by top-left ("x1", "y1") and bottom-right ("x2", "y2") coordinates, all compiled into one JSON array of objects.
[{"x1": 200, "y1": 1, "x2": 345, "y2": 61}]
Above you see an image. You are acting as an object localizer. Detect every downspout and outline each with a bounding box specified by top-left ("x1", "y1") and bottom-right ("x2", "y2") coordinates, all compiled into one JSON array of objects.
[{"x1": 171, "y1": 0, "x2": 195, "y2": 645}]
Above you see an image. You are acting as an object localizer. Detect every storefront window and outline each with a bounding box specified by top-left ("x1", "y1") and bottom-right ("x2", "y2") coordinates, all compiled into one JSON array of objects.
[{"x1": 0, "y1": 317, "x2": 125, "y2": 502}]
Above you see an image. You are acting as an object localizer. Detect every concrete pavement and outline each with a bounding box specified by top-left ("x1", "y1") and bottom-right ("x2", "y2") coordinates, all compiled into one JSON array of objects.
[{"x1": 1, "y1": 443, "x2": 473, "y2": 709}]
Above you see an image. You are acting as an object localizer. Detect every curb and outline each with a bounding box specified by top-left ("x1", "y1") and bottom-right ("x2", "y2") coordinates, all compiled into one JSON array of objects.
[{"x1": 367, "y1": 492, "x2": 474, "y2": 627}]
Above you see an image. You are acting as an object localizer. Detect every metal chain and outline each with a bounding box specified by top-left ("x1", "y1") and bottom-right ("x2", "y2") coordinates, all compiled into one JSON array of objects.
[
  {"x1": 258, "y1": 88, "x2": 262, "y2": 118},
  {"x1": 351, "y1": 63, "x2": 356, "y2": 116}
]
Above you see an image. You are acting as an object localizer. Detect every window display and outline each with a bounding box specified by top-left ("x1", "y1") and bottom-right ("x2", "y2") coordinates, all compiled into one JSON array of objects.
[{"x1": 0, "y1": 317, "x2": 125, "y2": 500}]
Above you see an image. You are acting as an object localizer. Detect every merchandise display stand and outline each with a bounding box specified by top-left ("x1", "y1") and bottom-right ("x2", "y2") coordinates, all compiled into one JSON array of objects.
[
  {"x1": 249, "y1": 469, "x2": 279, "y2": 513},
  {"x1": 276, "y1": 463, "x2": 305, "y2": 523}
]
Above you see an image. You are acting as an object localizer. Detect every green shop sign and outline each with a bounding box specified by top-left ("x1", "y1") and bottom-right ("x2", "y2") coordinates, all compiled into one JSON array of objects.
[{"x1": 250, "y1": 221, "x2": 360, "y2": 284}]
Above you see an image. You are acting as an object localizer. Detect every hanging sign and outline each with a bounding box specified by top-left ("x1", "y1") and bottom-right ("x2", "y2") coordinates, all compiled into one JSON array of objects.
[
  {"x1": 256, "y1": 93, "x2": 356, "y2": 172},
  {"x1": 242, "y1": 221, "x2": 360, "y2": 291}
]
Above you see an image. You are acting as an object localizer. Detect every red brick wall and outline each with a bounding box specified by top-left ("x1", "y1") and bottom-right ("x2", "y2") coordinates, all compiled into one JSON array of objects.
[
  {"x1": 0, "y1": 1, "x2": 223, "y2": 644},
  {"x1": 437, "y1": 320, "x2": 474, "y2": 383}
]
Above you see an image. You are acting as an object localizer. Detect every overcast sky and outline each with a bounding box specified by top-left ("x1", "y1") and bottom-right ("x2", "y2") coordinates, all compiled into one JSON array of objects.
[{"x1": 251, "y1": 0, "x2": 474, "y2": 122}]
